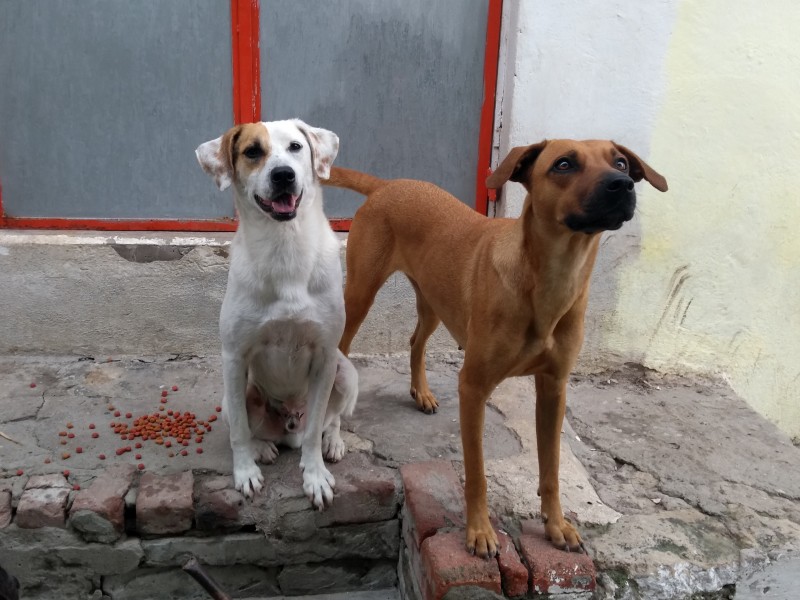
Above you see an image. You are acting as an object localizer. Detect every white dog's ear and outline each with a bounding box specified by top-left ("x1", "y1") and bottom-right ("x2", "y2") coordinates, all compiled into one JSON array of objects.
[
  {"x1": 195, "y1": 125, "x2": 241, "y2": 191},
  {"x1": 293, "y1": 119, "x2": 339, "y2": 180}
]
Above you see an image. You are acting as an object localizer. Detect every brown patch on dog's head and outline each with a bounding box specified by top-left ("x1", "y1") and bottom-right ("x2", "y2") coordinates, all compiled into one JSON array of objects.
[
  {"x1": 488, "y1": 139, "x2": 667, "y2": 234},
  {"x1": 195, "y1": 123, "x2": 271, "y2": 190}
]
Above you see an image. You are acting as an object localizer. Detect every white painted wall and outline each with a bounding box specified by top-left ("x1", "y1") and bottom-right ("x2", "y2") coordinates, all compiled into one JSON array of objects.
[
  {"x1": 494, "y1": 0, "x2": 800, "y2": 439},
  {"x1": 494, "y1": 0, "x2": 678, "y2": 217}
]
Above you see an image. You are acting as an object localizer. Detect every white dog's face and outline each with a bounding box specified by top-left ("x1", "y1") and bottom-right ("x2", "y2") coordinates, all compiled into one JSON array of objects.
[{"x1": 195, "y1": 119, "x2": 339, "y2": 222}]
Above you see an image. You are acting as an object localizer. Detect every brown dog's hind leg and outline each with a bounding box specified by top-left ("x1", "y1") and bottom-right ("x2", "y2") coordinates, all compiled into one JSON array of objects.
[
  {"x1": 408, "y1": 279, "x2": 441, "y2": 413},
  {"x1": 339, "y1": 223, "x2": 394, "y2": 356},
  {"x1": 535, "y1": 372, "x2": 583, "y2": 551}
]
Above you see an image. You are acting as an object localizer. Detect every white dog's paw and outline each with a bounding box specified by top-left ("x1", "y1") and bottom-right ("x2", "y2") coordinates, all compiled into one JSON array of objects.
[
  {"x1": 232, "y1": 450, "x2": 264, "y2": 498},
  {"x1": 252, "y1": 439, "x2": 279, "y2": 464},
  {"x1": 322, "y1": 429, "x2": 346, "y2": 463},
  {"x1": 302, "y1": 461, "x2": 336, "y2": 511}
]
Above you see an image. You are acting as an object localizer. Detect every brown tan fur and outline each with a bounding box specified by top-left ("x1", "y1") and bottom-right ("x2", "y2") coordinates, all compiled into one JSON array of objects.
[
  {"x1": 325, "y1": 139, "x2": 667, "y2": 557},
  {"x1": 198, "y1": 123, "x2": 272, "y2": 189}
]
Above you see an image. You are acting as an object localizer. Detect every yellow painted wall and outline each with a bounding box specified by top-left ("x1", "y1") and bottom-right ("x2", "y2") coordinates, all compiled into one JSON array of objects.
[{"x1": 606, "y1": 0, "x2": 800, "y2": 438}]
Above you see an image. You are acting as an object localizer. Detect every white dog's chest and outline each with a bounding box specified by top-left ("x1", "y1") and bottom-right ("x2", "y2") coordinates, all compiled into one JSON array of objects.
[{"x1": 246, "y1": 317, "x2": 327, "y2": 400}]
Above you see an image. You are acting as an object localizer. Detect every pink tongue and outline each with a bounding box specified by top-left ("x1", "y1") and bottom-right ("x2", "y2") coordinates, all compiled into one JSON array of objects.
[{"x1": 271, "y1": 195, "x2": 298, "y2": 214}]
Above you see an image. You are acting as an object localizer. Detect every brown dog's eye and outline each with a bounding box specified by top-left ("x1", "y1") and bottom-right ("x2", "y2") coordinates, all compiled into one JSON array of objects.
[
  {"x1": 553, "y1": 158, "x2": 574, "y2": 172},
  {"x1": 243, "y1": 145, "x2": 263, "y2": 159},
  {"x1": 289, "y1": 141, "x2": 302, "y2": 152},
  {"x1": 614, "y1": 157, "x2": 628, "y2": 171}
]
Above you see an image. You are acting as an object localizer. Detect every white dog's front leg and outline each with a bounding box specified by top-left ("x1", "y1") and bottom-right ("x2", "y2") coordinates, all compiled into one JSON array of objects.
[
  {"x1": 222, "y1": 350, "x2": 263, "y2": 497},
  {"x1": 301, "y1": 349, "x2": 338, "y2": 510}
]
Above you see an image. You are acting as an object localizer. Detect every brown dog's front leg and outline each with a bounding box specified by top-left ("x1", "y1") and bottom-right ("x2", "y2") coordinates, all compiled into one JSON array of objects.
[
  {"x1": 534, "y1": 373, "x2": 583, "y2": 551},
  {"x1": 459, "y1": 367, "x2": 498, "y2": 558}
]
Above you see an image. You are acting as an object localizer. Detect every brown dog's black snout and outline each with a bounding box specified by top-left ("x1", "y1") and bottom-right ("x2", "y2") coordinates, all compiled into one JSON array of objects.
[
  {"x1": 564, "y1": 173, "x2": 637, "y2": 234},
  {"x1": 605, "y1": 175, "x2": 635, "y2": 194},
  {"x1": 270, "y1": 166, "x2": 296, "y2": 186}
]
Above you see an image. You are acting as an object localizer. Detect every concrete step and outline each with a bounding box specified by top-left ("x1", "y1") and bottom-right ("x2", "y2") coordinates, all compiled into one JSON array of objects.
[{"x1": 252, "y1": 590, "x2": 399, "y2": 600}]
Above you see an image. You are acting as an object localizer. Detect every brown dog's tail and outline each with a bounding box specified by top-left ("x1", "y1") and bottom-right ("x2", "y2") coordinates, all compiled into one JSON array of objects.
[{"x1": 323, "y1": 166, "x2": 385, "y2": 195}]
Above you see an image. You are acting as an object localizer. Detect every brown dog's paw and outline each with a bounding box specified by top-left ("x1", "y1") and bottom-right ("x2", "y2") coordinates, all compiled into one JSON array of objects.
[
  {"x1": 544, "y1": 517, "x2": 584, "y2": 553},
  {"x1": 410, "y1": 386, "x2": 439, "y2": 414},
  {"x1": 465, "y1": 522, "x2": 499, "y2": 558}
]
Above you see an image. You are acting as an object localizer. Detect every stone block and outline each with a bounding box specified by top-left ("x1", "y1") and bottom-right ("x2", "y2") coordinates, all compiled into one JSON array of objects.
[
  {"x1": 496, "y1": 531, "x2": 528, "y2": 597},
  {"x1": 25, "y1": 474, "x2": 71, "y2": 490},
  {"x1": 194, "y1": 475, "x2": 252, "y2": 532},
  {"x1": 277, "y1": 560, "x2": 396, "y2": 595},
  {"x1": 252, "y1": 452, "x2": 402, "y2": 541},
  {"x1": 0, "y1": 489, "x2": 12, "y2": 528},
  {"x1": 419, "y1": 531, "x2": 502, "y2": 600},
  {"x1": 518, "y1": 525, "x2": 595, "y2": 594},
  {"x1": 142, "y1": 519, "x2": 399, "y2": 567},
  {"x1": 324, "y1": 453, "x2": 403, "y2": 525},
  {"x1": 70, "y1": 464, "x2": 137, "y2": 542},
  {"x1": 400, "y1": 461, "x2": 465, "y2": 549},
  {"x1": 136, "y1": 471, "x2": 194, "y2": 536},
  {"x1": 16, "y1": 485, "x2": 70, "y2": 528},
  {"x1": 103, "y1": 565, "x2": 279, "y2": 600},
  {"x1": 1, "y1": 524, "x2": 143, "y2": 594}
]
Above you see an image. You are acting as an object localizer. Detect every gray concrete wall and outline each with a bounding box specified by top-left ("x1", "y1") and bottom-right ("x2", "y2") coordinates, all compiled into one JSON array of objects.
[
  {"x1": 0, "y1": 0, "x2": 234, "y2": 220},
  {"x1": 0, "y1": 232, "x2": 455, "y2": 358}
]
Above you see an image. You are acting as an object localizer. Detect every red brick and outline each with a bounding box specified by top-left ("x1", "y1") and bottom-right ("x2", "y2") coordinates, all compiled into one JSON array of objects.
[
  {"x1": 136, "y1": 471, "x2": 194, "y2": 536},
  {"x1": 518, "y1": 524, "x2": 595, "y2": 594},
  {"x1": 325, "y1": 452, "x2": 401, "y2": 525},
  {"x1": 70, "y1": 464, "x2": 136, "y2": 541},
  {"x1": 420, "y1": 530, "x2": 502, "y2": 600},
  {"x1": 400, "y1": 461, "x2": 465, "y2": 549},
  {"x1": 496, "y1": 531, "x2": 528, "y2": 597},
  {"x1": 0, "y1": 490, "x2": 11, "y2": 528},
  {"x1": 16, "y1": 476, "x2": 70, "y2": 529},
  {"x1": 194, "y1": 476, "x2": 251, "y2": 532}
]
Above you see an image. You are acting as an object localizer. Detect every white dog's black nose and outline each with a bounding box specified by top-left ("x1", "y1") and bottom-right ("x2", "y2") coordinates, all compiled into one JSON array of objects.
[{"x1": 271, "y1": 166, "x2": 295, "y2": 185}]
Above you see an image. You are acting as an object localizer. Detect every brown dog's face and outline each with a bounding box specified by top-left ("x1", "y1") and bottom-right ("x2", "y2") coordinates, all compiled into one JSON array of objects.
[{"x1": 487, "y1": 139, "x2": 668, "y2": 234}]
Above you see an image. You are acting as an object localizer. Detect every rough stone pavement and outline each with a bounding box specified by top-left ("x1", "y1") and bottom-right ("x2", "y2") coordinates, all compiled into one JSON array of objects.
[{"x1": 1, "y1": 353, "x2": 799, "y2": 598}]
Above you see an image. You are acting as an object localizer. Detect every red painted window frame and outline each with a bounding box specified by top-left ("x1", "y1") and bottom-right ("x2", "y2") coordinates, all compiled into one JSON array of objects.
[{"x1": 0, "y1": 0, "x2": 502, "y2": 233}]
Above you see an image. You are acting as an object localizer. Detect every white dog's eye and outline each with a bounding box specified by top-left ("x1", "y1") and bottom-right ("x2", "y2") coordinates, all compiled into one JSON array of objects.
[
  {"x1": 243, "y1": 145, "x2": 264, "y2": 160},
  {"x1": 289, "y1": 141, "x2": 303, "y2": 152}
]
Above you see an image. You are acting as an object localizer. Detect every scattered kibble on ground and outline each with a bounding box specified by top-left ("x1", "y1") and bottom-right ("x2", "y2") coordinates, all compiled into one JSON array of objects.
[{"x1": 45, "y1": 383, "x2": 218, "y2": 471}]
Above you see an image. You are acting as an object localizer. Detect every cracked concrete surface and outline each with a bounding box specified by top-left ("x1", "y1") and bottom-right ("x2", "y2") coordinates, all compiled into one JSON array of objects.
[
  {"x1": 565, "y1": 366, "x2": 800, "y2": 599},
  {"x1": 1, "y1": 355, "x2": 799, "y2": 599}
]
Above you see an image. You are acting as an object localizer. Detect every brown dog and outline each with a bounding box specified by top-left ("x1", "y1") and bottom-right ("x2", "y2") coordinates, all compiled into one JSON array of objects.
[{"x1": 326, "y1": 140, "x2": 667, "y2": 557}]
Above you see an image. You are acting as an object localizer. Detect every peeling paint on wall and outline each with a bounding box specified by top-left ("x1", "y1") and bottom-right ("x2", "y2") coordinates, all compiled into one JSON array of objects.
[{"x1": 605, "y1": 0, "x2": 800, "y2": 437}]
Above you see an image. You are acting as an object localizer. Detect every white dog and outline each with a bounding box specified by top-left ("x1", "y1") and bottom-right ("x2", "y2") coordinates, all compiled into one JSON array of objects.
[{"x1": 195, "y1": 119, "x2": 358, "y2": 509}]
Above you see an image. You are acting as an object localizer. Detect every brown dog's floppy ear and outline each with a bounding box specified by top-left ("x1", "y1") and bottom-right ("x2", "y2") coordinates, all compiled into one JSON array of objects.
[
  {"x1": 486, "y1": 141, "x2": 548, "y2": 190},
  {"x1": 195, "y1": 125, "x2": 242, "y2": 191},
  {"x1": 613, "y1": 143, "x2": 668, "y2": 192},
  {"x1": 293, "y1": 119, "x2": 339, "y2": 180}
]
